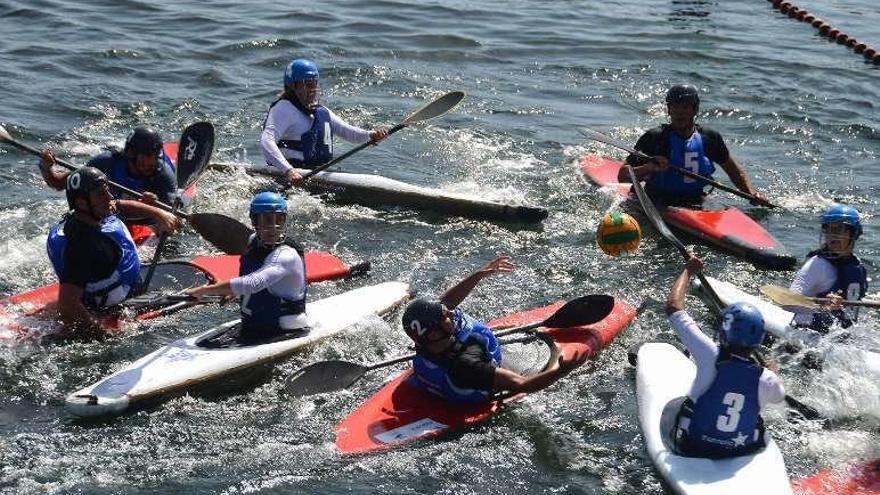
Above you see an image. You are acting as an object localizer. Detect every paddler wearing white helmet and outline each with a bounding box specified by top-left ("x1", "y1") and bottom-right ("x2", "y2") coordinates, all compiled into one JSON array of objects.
[
  {"x1": 187, "y1": 191, "x2": 310, "y2": 344},
  {"x1": 618, "y1": 84, "x2": 770, "y2": 207},
  {"x1": 665, "y1": 254, "x2": 786, "y2": 459},
  {"x1": 400, "y1": 255, "x2": 588, "y2": 404},
  {"x1": 260, "y1": 58, "x2": 389, "y2": 186},
  {"x1": 47, "y1": 166, "x2": 179, "y2": 339},
  {"x1": 39, "y1": 126, "x2": 179, "y2": 214},
  {"x1": 789, "y1": 203, "x2": 868, "y2": 331}
]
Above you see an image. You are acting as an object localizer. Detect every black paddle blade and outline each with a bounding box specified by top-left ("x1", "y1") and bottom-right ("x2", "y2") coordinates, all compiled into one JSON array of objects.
[
  {"x1": 176, "y1": 121, "x2": 215, "y2": 189},
  {"x1": 542, "y1": 294, "x2": 615, "y2": 328},
  {"x1": 188, "y1": 213, "x2": 253, "y2": 255},
  {"x1": 286, "y1": 360, "x2": 367, "y2": 397},
  {"x1": 403, "y1": 91, "x2": 465, "y2": 125}
]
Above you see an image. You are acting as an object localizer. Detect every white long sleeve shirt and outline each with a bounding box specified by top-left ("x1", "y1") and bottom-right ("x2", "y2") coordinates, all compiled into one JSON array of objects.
[
  {"x1": 668, "y1": 310, "x2": 786, "y2": 407},
  {"x1": 230, "y1": 243, "x2": 309, "y2": 329},
  {"x1": 260, "y1": 100, "x2": 372, "y2": 172}
]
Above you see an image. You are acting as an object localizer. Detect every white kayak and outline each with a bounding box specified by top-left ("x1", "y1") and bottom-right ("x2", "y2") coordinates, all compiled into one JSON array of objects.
[
  {"x1": 694, "y1": 276, "x2": 880, "y2": 378},
  {"x1": 636, "y1": 342, "x2": 794, "y2": 495},
  {"x1": 65, "y1": 281, "x2": 410, "y2": 417}
]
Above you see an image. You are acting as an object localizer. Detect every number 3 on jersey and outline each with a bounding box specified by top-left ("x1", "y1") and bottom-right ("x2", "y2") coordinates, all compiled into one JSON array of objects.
[
  {"x1": 683, "y1": 151, "x2": 699, "y2": 183},
  {"x1": 716, "y1": 392, "x2": 745, "y2": 432}
]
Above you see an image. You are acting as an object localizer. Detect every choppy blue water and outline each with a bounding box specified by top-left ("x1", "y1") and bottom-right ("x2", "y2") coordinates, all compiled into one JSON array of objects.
[{"x1": 1, "y1": 0, "x2": 878, "y2": 493}]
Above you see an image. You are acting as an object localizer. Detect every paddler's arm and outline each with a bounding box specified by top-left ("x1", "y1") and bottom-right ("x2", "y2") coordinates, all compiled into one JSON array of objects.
[
  {"x1": 665, "y1": 255, "x2": 703, "y2": 315},
  {"x1": 439, "y1": 256, "x2": 514, "y2": 309},
  {"x1": 57, "y1": 283, "x2": 107, "y2": 340},
  {"x1": 37, "y1": 149, "x2": 70, "y2": 191},
  {"x1": 492, "y1": 348, "x2": 589, "y2": 393},
  {"x1": 618, "y1": 156, "x2": 669, "y2": 183},
  {"x1": 114, "y1": 200, "x2": 180, "y2": 234},
  {"x1": 260, "y1": 104, "x2": 304, "y2": 185},
  {"x1": 186, "y1": 281, "x2": 234, "y2": 300},
  {"x1": 717, "y1": 156, "x2": 770, "y2": 206},
  {"x1": 328, "y1": 109, "x2": 389, "y2": 144}
]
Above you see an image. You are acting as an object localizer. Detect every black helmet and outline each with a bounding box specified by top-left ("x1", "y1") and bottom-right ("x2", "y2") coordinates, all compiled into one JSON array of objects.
[
  {"x1": 665, "y1": 85, "x2": 700, "y2": 112},
  {"x1": 124, "y1": 126, "x2": 163, "y2": 156},
  {"x1": 401, "y1": 298, "x2": 445, "y2": 344},
  {"x1": 66, "y1": 166, "x2": 108, "y2": 210}
]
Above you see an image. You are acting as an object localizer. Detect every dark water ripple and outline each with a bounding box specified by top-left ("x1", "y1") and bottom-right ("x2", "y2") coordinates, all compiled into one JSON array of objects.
[{"x1": 1, "y1": 0, "x2": 879, "y2": 493}]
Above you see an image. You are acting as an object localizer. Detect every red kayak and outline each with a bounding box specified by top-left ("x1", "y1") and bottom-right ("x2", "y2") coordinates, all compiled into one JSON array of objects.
[
  {"x1": 793, "y1": 459, "x2": 880, "y2": 495},
  {"x1": 0, "y1": 252, "x2": 369, "y2": 340},
  {"x1": 580, "y1": 155, "x2": 795, "y2": 270},
  {"x1": 128, "y1": 142, "x2": 198, "y2": 245},
  {"x1": 334, "y1": 298, "x2": 636, "y2": 454}
]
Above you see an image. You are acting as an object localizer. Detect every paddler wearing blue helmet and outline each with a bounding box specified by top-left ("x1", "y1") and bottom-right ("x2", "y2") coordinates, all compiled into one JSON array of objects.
[
  {"x1": 187, "y1": 191, "x2": 310, "y2": 344},
  {"x1": 665, "y1": 255, "x2": 786, "y2": 459},
  {"x1": 789, "y1": 203, "x2": 868, "y2": 331},
  {"x1": 618, "y1": 85, "x2": 770, "y2": 207},
  {"x1": 260, "y1": 58, "x2": 389, "y2": 186},
  {"x1": 400, "y1": 256, "x2": 588, "y2": 404},
  {"x1": 47, "y1": 166, "x2": 179, "y2": 339},
  {"x1": 39, "y1": 126, "x2": 178, "y2": 216}
]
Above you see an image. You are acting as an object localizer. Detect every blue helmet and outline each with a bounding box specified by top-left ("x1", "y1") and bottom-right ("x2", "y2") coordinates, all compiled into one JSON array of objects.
[
  {"x1": 719, "y1": 302, "x2": 765, "y2": 348},
  {"x1": 249, "y1": 191, "x2": 288, "y2": 216},
  {"x1": 666, "y1": 84, "x2": 700, "y2": 112},
  {"x1": 821, "y1": 203, "x2": 862, "y2": 239},
  {"x1": 284, "y1": 58, "x2": 319, "y2": 87}
]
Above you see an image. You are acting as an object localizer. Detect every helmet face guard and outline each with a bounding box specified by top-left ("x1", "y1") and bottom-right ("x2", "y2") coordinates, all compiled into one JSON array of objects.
[
  {"x1": 820, "y1": 204, "x2": 862, "y2": 257},
  {"x1": 665, "y1": 84, "x2": 700, "y2": 113},
  {"x1": 124, "y1": 127, "x2": 164, "y2": 174},
  {"x1": 251, "y1": 211, "x2": 287, "y2": 247}
]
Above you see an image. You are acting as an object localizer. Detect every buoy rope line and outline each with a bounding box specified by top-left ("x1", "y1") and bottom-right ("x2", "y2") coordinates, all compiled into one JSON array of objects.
[{"x1": 769, "y1": 0, "x2": 879, "y2": 65}]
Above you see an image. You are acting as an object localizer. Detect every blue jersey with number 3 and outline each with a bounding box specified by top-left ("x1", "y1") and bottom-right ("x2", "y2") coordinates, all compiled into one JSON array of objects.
[
  {"x1": 687, "y1": 357, "x2": 762, "y2": 452},
  {"x1": 646, "y1": 130, "x2": 715, "y2": 196}
]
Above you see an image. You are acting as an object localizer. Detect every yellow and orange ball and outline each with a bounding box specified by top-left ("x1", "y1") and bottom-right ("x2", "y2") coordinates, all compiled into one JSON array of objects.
[{"x1": 597, "y1": 211, "x2": 642, "y2": 256}]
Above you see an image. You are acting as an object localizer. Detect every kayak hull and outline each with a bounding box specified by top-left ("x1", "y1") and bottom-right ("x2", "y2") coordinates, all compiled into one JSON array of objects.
[
  {"x1": 334, "y1": 298, "x2": 636, "y2": 454},
  {"x1": 65, "y1": 281, "x2": 410, "y2": 417},
  {"x1": 226, "y1": 164, "x2": 548, "y2": 223},
  {"x1": 580, "y1": 155, "x2": 795, "y2": 270},
  {"x1": 636, "y1": 342, "x2": 793, "y2": 495}
]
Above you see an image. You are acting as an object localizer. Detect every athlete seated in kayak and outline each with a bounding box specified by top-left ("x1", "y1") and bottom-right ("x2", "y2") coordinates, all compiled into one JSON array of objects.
[
  {"x1": 47, "y1": 167, "x2": 179, "y2": 339},
  {"x1": 260, "y1": 58, "x2": 389, "y2": 186},
  {"x1": 666, "y1": 255, "x2": 786, "y2": 459},
  {"x1": 186, "y1": 192, "x2": 309, "y2": 344},
  {"x1": 789, "y1": 203, "x2": 868, "y2": 332},
  {"x1": 400, "y1": 256, "x2": 588, "y2": 404},
  {"x1": 39, "y1": 127, "x2": 178, "y2": 223},
  {"x1": 619, "y1": 85, "x2": 769, "y2": 207}
]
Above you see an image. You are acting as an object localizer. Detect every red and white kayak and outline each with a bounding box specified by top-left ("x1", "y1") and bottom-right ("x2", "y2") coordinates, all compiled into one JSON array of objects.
[
  {"x1": 0, "y1": 252, "x2": 369, "y2": 341},
  {"x1": 127, "y1": 142, "x2": 198, "y2": 246},
  {"x1": 580, "y1": 155, "x2": 795, "y2": 270},
  {"x1": 334, "y1": 298, "x2": 636, "y2": 454},
  {"x1": 793, "y1": 458, "x2": 880, "y2": 495}
]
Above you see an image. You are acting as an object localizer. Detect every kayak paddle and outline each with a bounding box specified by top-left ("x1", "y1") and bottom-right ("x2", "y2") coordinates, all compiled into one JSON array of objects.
[
  {"x1": 141, "y1": 122, "x2": 216, "y2": 292},
  {"x1": 577, "y1": 126, "x2": 777, "y2": 208},
  {"x1": 760, "y1": 285, "x2": 880, "y2": 309},
  {"x1": 0, "y1": 123, "x2": 247, "y2": 255},
  {"x1": 294, "y1": 91, "x2": 466, "y2": 182},
  {"x1": 285, "y1": 294, "x2": 615, "y2": 397}
]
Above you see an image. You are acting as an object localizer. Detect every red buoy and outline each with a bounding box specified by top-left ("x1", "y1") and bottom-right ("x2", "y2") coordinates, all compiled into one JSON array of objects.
[
  {"x1": 779, "y1": 2, "x2": 791, "y2": 13},
  {"x1": 803, "y1": 14, "x2": 815, "y2": 22},
  {"x1": 865, "y1": 48, "x2": 877, "y2": 58},
  {"x1": 836, "y1": 34, "x2": 849, "y2": 44},
  {"x1": 847, "y1": 38, "x2": 858, "y2": 48},
  {"x1": 796, "y1": 10, "x2": 808, "y2": 20},
  {"x1": 855, "y1": 43, "x2": 867, "y2": 54},
  {"x1": 819, "y1": 24, "x2": 832, "y2": 35},
  {"x1": 812, "y1": 19, "x2": 824, "y2": 28},
  {"x1": 788, "y1": 7, "x2": 800, "y2": 17}
]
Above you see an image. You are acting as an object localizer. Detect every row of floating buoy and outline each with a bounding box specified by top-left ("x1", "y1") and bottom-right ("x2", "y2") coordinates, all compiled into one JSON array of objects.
[{"x1": 769, "y1": 0, "x2": 879, "y2": 64}]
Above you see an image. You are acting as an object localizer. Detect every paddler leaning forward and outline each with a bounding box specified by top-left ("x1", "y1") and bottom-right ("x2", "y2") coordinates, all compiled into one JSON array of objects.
[
  {"x1": 665, "y1": 254, "x2": 786, "y2": 458},
  {"x1": 47, "y1": 167, "x2": 179, "y2": 339},
  {"x1": 186, "y1": 192, "x2": 309, "y2": 345},
  {"x1": 400, "y1": 256, "x2": 588, "y2": 404},
  {"x1": 260, "y1": 58, "x2": 389, "y2": 186}
]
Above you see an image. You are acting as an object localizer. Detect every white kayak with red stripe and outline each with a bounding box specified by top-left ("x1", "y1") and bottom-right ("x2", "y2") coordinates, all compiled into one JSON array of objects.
[
  {"x1": 65, "y1": 281, "x2": 409, "y2": 417},
  {"x1": 580, "y1": 155, "x2": 795, "y2": 270},
  {"x1": 334, "y1": 298, "x2": 636, "y2": 454},
  {"x1": 636, "y1": 342, "x2": 794, "y2": 495}
]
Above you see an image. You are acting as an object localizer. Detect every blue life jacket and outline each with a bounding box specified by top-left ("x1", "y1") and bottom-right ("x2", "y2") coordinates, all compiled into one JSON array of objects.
[
  {"x1": 807, "y1": 251, "x2": 868, "y2": 330},
  {"x1": 676, "y1": 354, "x2": 765, "y2": 458},
  {"x1": 103, "y1": 150, "x2": 175, "y2": 201},
  {"x1": 265, "y1": 97, "x2": 333, "y2": 168},
  {"x1": 238, "y1": 237, "x2": 307, "y2": 334},
  {"x1": 412, "y1": 309, "x2": 502, "y2": 404},
  {"x1": 47, "y1": 215, "x2": 141, "y2": 308},
  {"x1": 646, "y1": 129, "x2": 715, "y2": 198}
]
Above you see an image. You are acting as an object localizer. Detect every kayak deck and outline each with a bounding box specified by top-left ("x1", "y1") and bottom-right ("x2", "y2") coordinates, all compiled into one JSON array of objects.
[
  {"x1": 334, "y1": 298, "x2": 636, "y2": 454},
  {"x1": 580, "y1": 155, "x2": 795, "y2": 270}
]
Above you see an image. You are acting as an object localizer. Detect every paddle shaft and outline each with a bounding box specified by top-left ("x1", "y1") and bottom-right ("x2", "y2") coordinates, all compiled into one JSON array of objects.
[
  {"x1": 579, "y1": 127, "x2": 777, "y2": 208},
  {"x1": 299, "y1": 123, "x2": 406, "y2": 181},
  {"x1": 1, "y1": 132, "x2": 189, "y2": 218}
]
